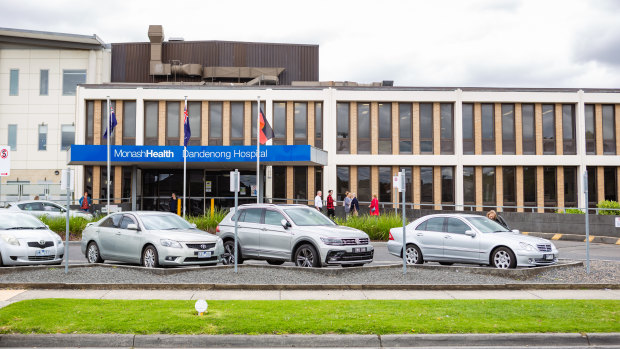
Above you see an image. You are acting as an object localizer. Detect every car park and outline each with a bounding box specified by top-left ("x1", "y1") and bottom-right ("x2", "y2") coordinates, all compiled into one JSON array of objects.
[
  {"x1": 216, "y1": 204, "x2": 374, "y2": 268},
  {"x1": 4, "y1": 200, "x2": 93, "y2": 220},
  {"x1": 81, "y1": 211, "x2": 223, "y2": 268},
  {"x1": 387, "y1": 213, "x2": 559, "y2": 269},
  {"x1": 0, "y1": 211, "x2": 65, "y2": 266}
]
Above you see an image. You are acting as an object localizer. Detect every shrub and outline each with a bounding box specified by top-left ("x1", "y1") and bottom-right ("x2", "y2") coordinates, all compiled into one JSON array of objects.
[
  {"x1": 39, "y1": 216, "x2": 93, "y2": 240},
  {"x1": 186, "y1": 208, "x2": 229, "y2": 233},
  {"x1": 597, "y1": 200, "x2": 620, "y2": 215},
  {"x1": 334, "y1": 213, "x2": 404, "y2": 240},
  {"x1": 557, "y1": 208, "x2": 585, "y2": 214}
]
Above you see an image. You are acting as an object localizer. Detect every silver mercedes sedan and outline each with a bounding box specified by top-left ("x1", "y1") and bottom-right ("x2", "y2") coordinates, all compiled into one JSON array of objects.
[
  {"x1": 387, "y1": 214, "x2": 559, "y2": 269},
  {"x1": 81, "y1": 211, "x2": 224, "y2": 268}
]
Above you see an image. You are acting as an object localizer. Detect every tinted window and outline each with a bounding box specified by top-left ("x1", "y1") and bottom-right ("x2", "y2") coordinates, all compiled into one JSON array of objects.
[
  {"x1": 120, "y1": 216, "x2": 137, "y2": 229},
  {"x1": 264, "y1": 210, "x2": 285, "y2": 226},
  {"x1": 424, "y1": 217, "x2": 445, "y2": 232},
  {"x1": 43, "y1": 203, "x2": 62, "y2": 212},
  {"x1": 19, "y1": 202, "x2": 43, "y2": 211},
  {"x1": 242, "y1": 208, "x2": 262, "y2": 223},
  {"x1": 447, "y1": 218, "x2": 470, "y2": 234},
  {"x1": 415, "y1": 220, "x2": 426, "y2": 231},
  {"x1": 100, "y1": 215, "x2": 122, "y2": 228}
]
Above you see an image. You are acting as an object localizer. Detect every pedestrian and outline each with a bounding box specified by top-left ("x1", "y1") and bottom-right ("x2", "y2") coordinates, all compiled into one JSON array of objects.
[
  {"x1": 370, "y1": 194, "x2": 380, "y2": 216},
  {"x1": 169, "y1": 193, "x2": 178, "y2": 214},
  {"x1": 344, "y1": 191, "x2": 352, "y2": 219},
  {"x1": 351, "y1": 193, "x2": 359, "y2": 217},
  {"x1": 78, "y1": 192, "x2": 92, "y2": 212},
  {"x1": 487, "y1": 209, "x2": 509, "y2": 229},
  {"x1": 326, "y1": 190, "x2": 335, "y2": 218},
  {"x1": 34, "y1": 195, "x2": 39, "y2": 200},
  {"x1": 314, "y1": 190, "x2": 323, "y2": 212}
]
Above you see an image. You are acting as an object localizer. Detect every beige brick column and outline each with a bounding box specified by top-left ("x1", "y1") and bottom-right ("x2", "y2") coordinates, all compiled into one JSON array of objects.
[
  {"x1": 433, "y1": 103, "x2": 441, "y2": 155},
  {"x1": 474, "y1": 103, "x2": 482, "y2": 155},
  {"x1": 94, "y1": 100, "x2": 102, "y2": 145},
  {"x1": 202, "y1": 101, "x2": 209, "y2": 145},
  {"x1": 392, "y1": 165, "x2": 399, "y2": 207},
  {"x1": 595, "y1": 104, "x2": 603, "y2": 155},
  {"x1": 495, "y1": 103, "x2": 502, "y2": 155},
  {"x1": 350, "y1": 166, "x2": 358, "y2": 198},
  {"x1": 433, "y1": 166, "x2": 441, "y2": 210},
  {"x1": 222, "y1": 101, "x2": 230, "y2": 145},
  {"x1": 115, "y1": 100, "x2": 123, "y2": 145},
  {"x1": 307, "y1": 167, "x2": 315, "y2": 205},
  {"x1": 308, "y1": 102, "x2": 315, "y2": 146},
  {"x1": 515, "y1": 104, "x2": 523, "y2": 155},
  {"x1": 475, "y1": 167, "x2": 483, "y2": 211},
  {"x1": 158, "y1": 101, "x2": 166, "y2": 145},
  {"x1": 615, "y1": 104, "x2": 620, "y2": 155},
  {"x1": 412, "y1": 103, "x2": 420, "y2": 155},
  {"x1": 244, "y1": 101, "x2": 251, "y2": 145},
  {"x1": 555, "y1": 103, "x2": 563, "y2": 155},
  {"x1": 536, "y1": 166, "x2": 544, "y2": 213},
  {"x1": 114, "y1": 166, "x2": 122, "y2": 204},
  {"x1": 516, "y1": 166, "x2": 524, "y2": 212},
  {"x1": 496, "y1": 166, "x2": 503, "y2": 211},
  {"x1": 92, "y1": 166, "x2": 101, "y2": 202},
  {"x1": 535, "y1": 104, "x2": 543, "y2": 155},
  {"x1": 597, "y1": 166, "x2": 604, "y2": 203},
  {"x1": 350, "y1": 102, "x2": 358, "y2": 154},
  {"x1": 371, "y1": 166, "x2": 379, "y2": 198},
  {"x1": 286, "y1": 102, "x2": 294, "y2": 145},
  {"x1": 557, "y1": 166, "x2": 564, "y2": 210},
  {"x1": 286, "y1": 166, "x2": 294, "y2": 204},
  {"x1": 392, "y1": 102, "x2": 399, "y2": 154},
  {"x1": 413, "y1": 166, "x2": 420, "y2": 209},
  {"x1": 371, "y1": 102, "x2": 378, "y2": 154}
]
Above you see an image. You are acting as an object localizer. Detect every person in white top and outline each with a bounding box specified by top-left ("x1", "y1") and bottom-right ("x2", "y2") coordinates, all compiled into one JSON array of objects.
[{"x1": 314, "y1": 190, "x2": 323, "y2": 211}]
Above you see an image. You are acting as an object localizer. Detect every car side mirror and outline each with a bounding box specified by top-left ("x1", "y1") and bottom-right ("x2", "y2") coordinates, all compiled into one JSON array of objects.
[
  {"x1": 280, "y1": 219, "x2": 291, "y2": 229},
  {"x1": 465, "y1": 230, "x2": 476, "y2": 237},
  {"x1": 511, "y1": 229, "x2": 520, "y2": 234},
  {"x1": 127, "y1": 223, "x2": 139, "y2": 231},
  {"x1": 191, "y1": 223, "x2": 197, "y2": 228}
]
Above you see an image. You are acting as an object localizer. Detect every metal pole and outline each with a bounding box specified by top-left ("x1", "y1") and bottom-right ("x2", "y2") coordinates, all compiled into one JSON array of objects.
[
  {"x1": 256, "y1": 97, "x2": 260, "y2": 204},
  {"x1": 583, "y1": 170, "x2": 590, "y2": 274},
  {"x1": 106, "y1": 97, "x2": 110, "y2": 215},
  {"x1": 234, "y1": 169, "x2": 239, "y2": 273},
  {"x1": 183, "y1": 96, "x2": 187, "y2": 218},
  {"x1": 401, "y1": 169, "x2": 407, "y2": 274},
  {"x1": 65, "y1": 170, "x2": 70, "y2": 274}
]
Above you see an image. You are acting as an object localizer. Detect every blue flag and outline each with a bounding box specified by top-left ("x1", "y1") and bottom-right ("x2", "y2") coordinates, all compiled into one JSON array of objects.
[
  {"x1": 183, "y1": 101, "x2": 191, "y2": 147},
  {"x1": 103, "y1": 106, "x2": 117, "y2": 139}
]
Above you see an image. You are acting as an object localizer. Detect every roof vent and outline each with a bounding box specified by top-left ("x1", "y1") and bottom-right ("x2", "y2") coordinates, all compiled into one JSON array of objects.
[
  {"x1": 169, "y1": 37, "x2": 185, "y2": 41},
  {"x1": 382, "y1": 80, "x2": 394, "y2": 87}
]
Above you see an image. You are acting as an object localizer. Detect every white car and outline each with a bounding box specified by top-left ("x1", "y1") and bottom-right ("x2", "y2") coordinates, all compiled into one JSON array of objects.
[
  {"x1": 5, "y1": 200, "x2": 93, "y2": 220},
  {"x1": 0, "y1": 212, "x2": 65, "y2": 266}
]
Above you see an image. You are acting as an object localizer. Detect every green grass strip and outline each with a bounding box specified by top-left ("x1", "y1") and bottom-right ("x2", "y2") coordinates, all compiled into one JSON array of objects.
[{"x1": 0, "y1": 299, "x2": 618, "y2": 334}]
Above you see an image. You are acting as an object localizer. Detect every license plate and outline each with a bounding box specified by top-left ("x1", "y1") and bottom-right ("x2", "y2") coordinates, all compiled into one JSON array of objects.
[
  {"x1": 353, "y1": 247, "x2": 367, "y2": 253},
  {"x1": 544, "y1": 254, "x2": 554, "y2": 260},
  {"x1": 197, "y1": 251, "x2": 212, "y2": 258},
  {"x1": 35, "y1": 249, "x2": 51, "y2": 256}
]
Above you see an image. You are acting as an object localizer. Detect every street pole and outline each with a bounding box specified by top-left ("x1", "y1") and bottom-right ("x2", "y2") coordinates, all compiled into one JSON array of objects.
[
  {"x1": 256, "y1": 97, "x2": 261, "y2": 204},
  {"x1": 401, "y1": 169, "x2": 407, "y2": 274},
  {"x1": 232, "y1": 169, "x2": 239, "y2": 273},
  {"x1": 106, "y1": 97, "x2": 110, "y2": 216},
  {"x1": 583, "y1": 170, "x2": 590, "y2": 274},
  {"x1": 183, "y1": 96, "x2": 187, "y2": 218},
  {"x1": 65, "y1": 169, "x2": 70, "y2": 274}
]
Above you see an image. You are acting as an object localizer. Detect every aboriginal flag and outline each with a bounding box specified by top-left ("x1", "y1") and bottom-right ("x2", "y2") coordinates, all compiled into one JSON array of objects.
[{"x1": 259, "y1": 109, "x2": 274, "y2": 145}]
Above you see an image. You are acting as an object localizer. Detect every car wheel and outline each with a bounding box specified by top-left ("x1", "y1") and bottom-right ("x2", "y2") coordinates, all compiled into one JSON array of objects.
[
  {"x1": 222, "y1": 240, "x2": 244, "y2": 265},
  {"x1": 0, "y1": 252, "x2": 4, "y2": 267},
  {"x1": 267, "y1": 260, "x2": 285, "y2": 266},
  {"x1": 294, "y1": 244, "x2": 320, "y2": 268},
  {"x1": 142, "y1": 245, "x2": 159, "y2": 268},
  {"x1": 439, "y1": 262, "x2": 454, "y2": 266},
  {"x1": 86, "y1": 242, "x2": 104, "y2": 263},
  {"x1": 405, "y1": 244, "x2": 424, "y2": 265},
  {"x1": 492, "y1": 247, "x2": 516, "y2": 269}
]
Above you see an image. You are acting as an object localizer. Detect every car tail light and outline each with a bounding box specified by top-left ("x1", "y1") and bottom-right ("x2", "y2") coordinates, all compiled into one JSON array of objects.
[
  {"x1": 216, "y1": 225, "x2": 220, "y2": 233},
  {"x1": 388, "y1": 232, "x2": 394, "y2": 240}
]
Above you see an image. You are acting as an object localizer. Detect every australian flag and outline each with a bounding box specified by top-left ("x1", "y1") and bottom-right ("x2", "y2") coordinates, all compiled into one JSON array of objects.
[
  {"x1": 183, "y1": 100, "x2": 191, "y2": 147},
  {"x1": 103, "y1": 106, "x2": 117, "y2": 139}
]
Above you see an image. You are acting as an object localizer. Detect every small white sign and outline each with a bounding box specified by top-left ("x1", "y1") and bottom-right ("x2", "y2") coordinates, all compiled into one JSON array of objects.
[
  {"x1": 0, "y1": 146, "x2": 10, "y2": 176},
  {"x1": 393, "y1": 173, "x2": 405, "y2": 192},
  {"x1": 101, "y1": 205, "x2": 121, "y2": 213},
  {"x1": 615, "y1": 217, "x2": 620, "y2": 228},
  {"x1": 230, "y1": 170, "x2": 240, "y2": 192},
  {"x1": 60, "y1": 169, "x2": 74, "y2": 191},
  {"x1": 195, "y1": 299, "x2": 208, "y2": 314},
  {"x1": 205, "y1": 181, "x2": 212, "y2": 193},
  {"x1": 251, "y1": 184, "x2": 257, "y2": 196}
]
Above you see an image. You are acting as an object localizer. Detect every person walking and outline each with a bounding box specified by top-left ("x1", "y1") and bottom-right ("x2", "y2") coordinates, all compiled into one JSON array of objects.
[
  {"x1": 326, "y1": 190, "x2": 335, "y2": 218},
  {"x1": 169, "y1": 193, "x2": 178, "y2": 214},
  {"x1": 343, "y1": 191, "x2": 352, "y2": 219},
  {"x1": 78, "y1": 192, "x2": 92, "y2": 212},
  {"x1": 351, "y1": 193, "x2": 359, "y2": 217},
  {"x1": 487, "y1": 209, "x2": 509, "y2": 229},
  {"x1": 314, "y1": 190, "x2": 323, "y2": 212},
  {"x1": 369, "y1": 194, "x2": 380, "y2": 216}
]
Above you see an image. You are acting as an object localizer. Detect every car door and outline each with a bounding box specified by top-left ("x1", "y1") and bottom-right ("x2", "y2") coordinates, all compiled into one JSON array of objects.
[
  {"x1": 236, "y1": 208, "x2": 263, "y2": 258},
  {"x1": 114, "y1": 214, "x2": 143, "y2": 263},
  {"x1": 412, "y1": 217, "x2": 446, "y2": 259},
  {"x1": 259, "y1": 209, "x2": 292, "y2": 260},
  {"x1": 96, "y1": 214, "x2": 123, "y2": 258},
  {"x1": 442, "y1": 217, "x2": 480, "y2": 263}
]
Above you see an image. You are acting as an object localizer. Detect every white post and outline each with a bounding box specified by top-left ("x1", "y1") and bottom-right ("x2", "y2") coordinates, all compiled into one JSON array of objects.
[
  {"x1": 183, "y1": 96, "x2": 187, "y2": 218},
  {"x1": 256, "y1": 97, "x2": 261, "y2": 204},
  {"x1": 65, "y1": 169, "x2": 70, "y2": 274},
  {"x1": 106, "y1": 97, "x2": 110, "y2": 215},
  {"x1": 401, "y1": 169, "x2": 407, "y2": 274}
]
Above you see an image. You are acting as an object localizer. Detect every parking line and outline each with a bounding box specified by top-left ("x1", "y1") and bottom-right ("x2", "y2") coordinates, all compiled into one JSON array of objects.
[
  {"x1": 551, "y1": 234, "x2": 562, "y2": 240},
  {"x1": 0, "y1": 289, "x2": 25, "y2": 301},
  {"x1": 585, "y1": 236, "x2": 595, "y2": 242}
]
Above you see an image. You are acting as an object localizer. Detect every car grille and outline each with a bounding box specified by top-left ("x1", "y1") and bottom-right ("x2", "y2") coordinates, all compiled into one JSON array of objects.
[
  {"x1": 185, "y1": 243, "x2": 216, "y2": 250},
  {"x1": 327, "y1": 250, "x2": 374, "y2": 262},
  {"x1": 183, "y1": 256, "x2": 218, "y2": 262},
  {"x1": 341, "y1": 238, "x2": 370, "y2": 245},
  {"x1": 537, "y1": 244, "x2": 552, "y2": 252},
  {"x1": 27, "y1": 241, "x2": 54, "y2": 248},
  {"x1": 28, "y1": 256, "x2": 56, "y2": 261}
]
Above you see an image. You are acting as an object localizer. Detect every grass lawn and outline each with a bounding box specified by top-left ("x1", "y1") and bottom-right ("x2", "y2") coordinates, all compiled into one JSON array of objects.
[{"x1": 0, "y1": 299, "x2": 618, "y2": 335}]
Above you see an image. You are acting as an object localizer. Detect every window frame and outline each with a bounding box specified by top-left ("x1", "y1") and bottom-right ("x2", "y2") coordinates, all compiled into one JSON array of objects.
[
  {"x1": 60, "y1": 124, "x2": 75, "y2": 151},
  {"x1": 294, "y1": 102, "x2": 308, "y2": 145},
  {"x1": 440, "y1": 103, "x2": 454, "y2": 154},
  {"x1": 542, "y1": 104, "x2": 556, "y2": 155},
  {"x1": 357, "y1": 102, "x2": 371, "y2": 154},
  {"x1": 462, "y1": 103, "x2": 474, "y2": 155},
  {"x1": 9, "y1": 69, "x2": 19, "y2": 96},
  {"x1": 39, "y1": 69, "x2": 49, "y2": 96},
  {"x1": 123, "y1": 101, "x2": 137, "y2": 145},
  {"x1": 419, "y1": 103, "x2": 433, "y2": 154},
  {"x1": 62, "y1": 69, "x2": 86, "y2": 96},
  {"x1": 336, "y1": 102, "x2": 350, "y2": 154},
  {"x1": 481, "y1": 103, "x2": 495, "y2": 154},
  {"x1": 208, "y1": 101, "x2": 223, "y2": 146},
  {"x1": 144, "y1": 101, "x2": 159, "y2": 145},
  {"x1": 522, "y1": 104, "x2": 536, "y2": 155},
  {"x1": 501, "y1": 104, "x2": 515, "y2": 154},
  {"x1": 230, "y1": 101, "x2": 245, "y2": 146},
  {"x1": 378, "y1": 103, "x2": 392, "y2": 154},
  {"x1": 38, "y1": 124, "x2": 47, "y2": 151}
]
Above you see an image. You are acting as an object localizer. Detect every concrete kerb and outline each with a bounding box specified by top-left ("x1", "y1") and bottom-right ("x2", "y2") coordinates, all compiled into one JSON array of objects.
[{"x1": 525, "y1": 232, "x2": 620, "y2": 244}]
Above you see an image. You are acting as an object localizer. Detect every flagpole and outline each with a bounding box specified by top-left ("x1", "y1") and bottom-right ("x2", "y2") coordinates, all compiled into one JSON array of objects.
[
  {"x1": 183, "y1": 96, "x2": 187, "y2": 218},
  {"x1": 256, "y1": 97, "x2": 260, "y2": 204},
  {"x1": 106, "y1": 97, "x2": 110, "y2": 215}
]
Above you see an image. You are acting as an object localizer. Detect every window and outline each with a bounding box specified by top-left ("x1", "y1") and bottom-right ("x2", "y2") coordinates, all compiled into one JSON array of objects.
[
  {"x1": 522, "y1": 104, "x2": 535, "y2": 154},
  {"x1": 542, "y1": 104, "x2": 555, "y2": 154},
  {"x1": 251, "y1": 101, "x2": 266, "y2": 145},
  {"x1": 419, "y1": 103, "x2": 433, "y2": 154},
  {"x1": 585, "y1": 104, "x2": 596, "y2": 154},
  {"x1": 86, "y1": 101, "x2": 94, "y2": 145},
  {"x1": 40, "y1": 70, "x2": 49, "y2": 96},
  {"x1": 8, "y1": 124, "x2": 17, "y2": 150},
  {"x1": 99, "y1": 166, "x2": 115, "y2": 200},
  {"x1": 420, "y1": 166, "x2": 433, "y2": 208},
  {"x1": 562, "y1": 104, "x2": 576, "y2": 155},
  {"x1": 272, "y1": 166, "x2": 287, "y2": 203},
  {"x1": 441, "y1": 167, "x2": 454, "y2": 210},
  {"x1": 166, "y1": 102, "x2": 180, "y2": 145},
  {"x1": 604, "y1": 167, "x2": 617, "y2": 201},
  {"x1": 272, "y1": 102, "x2": 286, "y2": 145},
  {"x1": 564, "y1": 167, "x2": 577, "y2": 208},
  {"x1": 120, "y1": 215, "x2": 137, "y2": 230},
  {"x1": 315, "y1": 102, "x2": 323, "y2": 149},
  {"x1": 123, "y1": 101, "x2": 136, "y2": 145},
  {"x1": 9, "y1": 69, "x2": 18, "y2": 96},
  {"x1": 379, "y1": 166, "x2": 392, "y2": 203},
  {"x1": 440, "y1": 103, "x2": 454, "y2": 154},
  {"x1": 378, "y1": 103, "x2": 392, "y2": 154},
  {"x1": 188, "y1": 102, "x2": 201, "y2": 146},
  {"x1": 602, "y1": 105, "x2": 616, "y2": 154},
  {"x1": 38, "y1": 124, "x2": 47, "y2": 151},
  {"x1": 587, "y1": 166, "x2": 597, "y2": 208},
  {"x1": 543, "y1": 167, "x2": 557, "y2": 210},
  {"x1": 503, "y1": 167, "x2": 516, "y2": 211},
  {"x1": 62, "y1": 69, "x2": 86, "y2": 96},
  {"x1": 144, "y1": 101, "x2": 158, "y2": 145},
  {"x1": 230, "y1": 102, "x2": 244, "y2": 145},
  {"x1": 208, "y1": 102, "x2": 222, "y2": 145},
  {"x1": 83, "y1": 166, "x2": 93, "y2": 195},
  {"x1": 357, "y1": 166, "x2": 371, "y2": 202},
  {"x1": 447, "y1": 218, "x2": 469, "y2": 234},
  {"x1": 399, "y1": 103, "x2": 412, "y2": 154},
  {"x1": 315, "y1": 167, "x2": 323, "y2": 198},
  {"x1": 463, "y1": 166, "x2": 476, "y2": 208},
  {"x1": 242, "y1": 208, "x2": 262, "y2": 223},
  {"x1": 399, "y1": 167, "x2": 413, "y2": 203},
  {"x1": 61, "y1": 124, "x2": 75, "y2": 150},
  {"x1": 337, "y1": 102, "x2": 350, "y2": 153},
  {"x1": 357, "y1": 103, "x2": 370, "y2": 154},
  {"x1": 424, "y1": 217, "x2": 445, "y2": 232},
  {"x1": 294, "y1": 167, "x2": 307, "y2": 201},
  {"x1": 122, "y1": 167, "x2": 132, "y2": 199},
  {"x1": 462, "y1": 103, "x2": 474, "y2": 155},
  {"x1": 482, "y1": 167, "x2": 496, "y2": 208},
  {"x1": 101, "y1": 101, "x2": 116, "y2": 145},
  {"x1": 481, "y1": 104, "x2": 495, "y2": 154},
  {"x1": 294, "y1": 102, "x2": 307, "y2": 145},
  {"x1": 502, "y1": 104, "x2": 515, "y2": 154},
  {"x1": 264, "y1": 210, "x2": 286, "y2": 226},
  {"x1": 523, "y1": 166, "x2": 537, "y2": 209},
  {"x1": 336, "y1": 166, "x2": 350, "y2": 203}
]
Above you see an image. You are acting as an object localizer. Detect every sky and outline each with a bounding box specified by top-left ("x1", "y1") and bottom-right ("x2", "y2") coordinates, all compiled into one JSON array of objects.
[{"x1": 1, "y1": 0, "x2": 619, "y2": 88}]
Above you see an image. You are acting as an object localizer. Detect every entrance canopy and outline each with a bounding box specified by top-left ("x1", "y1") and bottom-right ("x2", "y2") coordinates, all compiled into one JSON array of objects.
[{"x1": 68, "y1": 145, "x2": 327, "y2": 168}]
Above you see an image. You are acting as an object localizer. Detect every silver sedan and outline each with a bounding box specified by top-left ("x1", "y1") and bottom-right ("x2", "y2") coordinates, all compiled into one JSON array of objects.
[
  {"x1": 0, "y1": 212, "x2": 65, "y2": 266},
  {"x1": 388, "y1": 213, "x2": 559, "y2": 268},
  {"x1": 81, "y1": 211, "x2": 224, "y2": 268}
]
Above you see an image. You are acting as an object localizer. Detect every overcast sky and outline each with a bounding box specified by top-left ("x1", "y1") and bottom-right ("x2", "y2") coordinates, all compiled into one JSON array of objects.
[{"x1": 2, "y1": 0, "x2": 619, "y2": 88}]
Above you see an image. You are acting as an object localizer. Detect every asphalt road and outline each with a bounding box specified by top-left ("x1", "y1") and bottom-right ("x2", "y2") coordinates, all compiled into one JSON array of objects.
[{"x1": 66, "y1": 239, "x2": 620, "y2": 266}]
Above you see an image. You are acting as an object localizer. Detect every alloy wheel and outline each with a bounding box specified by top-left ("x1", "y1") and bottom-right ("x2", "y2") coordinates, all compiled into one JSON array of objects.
[
  {"x1": 493, "y1": 250, "x2": 511, "y2": 269},
  {"x1": 295, "y1": 246, "x2": 316, "y2": 267},
  {"x1": 405, "y1": 246, "x2": 419, "y2": 264}
]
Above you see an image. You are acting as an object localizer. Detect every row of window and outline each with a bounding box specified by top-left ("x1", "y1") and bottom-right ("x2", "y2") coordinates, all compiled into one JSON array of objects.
[
  {"x1": 6, "y1": 124, "x2": 75, "y2": 151},
  {"x1": 8, "y1": 69, "x2": 86, "y2": 96}
]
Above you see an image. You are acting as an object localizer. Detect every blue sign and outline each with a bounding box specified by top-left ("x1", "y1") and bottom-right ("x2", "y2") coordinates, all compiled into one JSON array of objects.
[{"x1": 69, "y1": 145, "x2": 319, "y2": 164}]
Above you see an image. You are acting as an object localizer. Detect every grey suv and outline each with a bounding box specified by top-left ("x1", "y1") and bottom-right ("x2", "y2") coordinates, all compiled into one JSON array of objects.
[{"x1": 216, "y1": 204, "x2": 373, "y2": 267}]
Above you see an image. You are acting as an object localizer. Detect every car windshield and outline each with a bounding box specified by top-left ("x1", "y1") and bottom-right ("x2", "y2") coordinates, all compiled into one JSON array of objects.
[
  {"x1": 283, "y1": 207, "x2": 335, "y2": 226},
  {"x1": 0, "y1": 214, "x2": 47, "y2": 230},
  {"x1": 140, "y1": 214, "x2": 194, "y2": 231},
  {"x1": 466, "y1": 216, "x2": 511, "y2": 233}
]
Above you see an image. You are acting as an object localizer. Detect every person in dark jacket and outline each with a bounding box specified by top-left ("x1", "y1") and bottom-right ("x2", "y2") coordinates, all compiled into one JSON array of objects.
[
  {"x1": 326, "y1": 190, "x2": 335, "y2": 218},
  {"x1": 487, "y1": 210, "x2": 509, "y2": 230},
  {"x1": 169, "y1": 193, "x2": 178, "y2": 214},
  {"x1": 351, "y1": 193, "x2": 360, "y2": 217}
]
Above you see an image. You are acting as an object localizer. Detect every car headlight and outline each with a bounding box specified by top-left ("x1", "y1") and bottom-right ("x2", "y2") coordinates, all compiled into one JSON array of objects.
[
  {"x1": 216, "y1": 238, "x2": 223, "y2": 249},
  {"x1": 0, "y1": 234, "x2": 19, "y2": 246},
  {"x1": 519, "y1": 242, "x2": 536, "y2": 252},
  {"x1": 56, "y1": 237, "x2": 63, "y2": 245},
  {"x1": 160, "y1": 239, "x2": 182, "y2": 248},
  {"x1": 320, "y1": 237, "x2": 344, "y2": 246}
]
